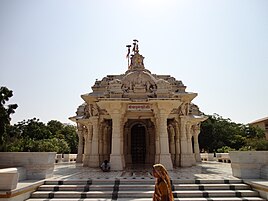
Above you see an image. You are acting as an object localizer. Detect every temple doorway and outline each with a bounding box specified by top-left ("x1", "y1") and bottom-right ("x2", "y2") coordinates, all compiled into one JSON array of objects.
[{"x1": 131, "y1": 123, "x2": 146, "y2": 164}]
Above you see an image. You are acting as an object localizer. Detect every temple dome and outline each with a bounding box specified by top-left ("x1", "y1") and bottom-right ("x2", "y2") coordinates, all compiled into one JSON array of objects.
[{"x1": 122, "y1": 70, "x2": 157, "y2": 86}]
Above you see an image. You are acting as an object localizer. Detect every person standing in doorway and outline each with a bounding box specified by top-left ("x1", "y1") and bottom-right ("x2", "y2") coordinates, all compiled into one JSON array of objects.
[{"x1": 152, "y1": 164, "x2": 174, "y2": 201}]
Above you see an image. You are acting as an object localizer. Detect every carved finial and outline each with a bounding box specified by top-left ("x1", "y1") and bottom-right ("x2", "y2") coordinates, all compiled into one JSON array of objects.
[
  {"x1": 132, "y1": 39, "x2": 139, "y2": 53},
  {"x1": 126, "y1": 39, "x2": 145, "y2": 71},
  {"x1": 126, "y1": 45, "x2": 131, "y2": 68}
]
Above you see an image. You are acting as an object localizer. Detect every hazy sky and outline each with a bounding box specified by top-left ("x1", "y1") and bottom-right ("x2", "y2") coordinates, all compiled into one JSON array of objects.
[{"x1": 1, "y1": 0, "x2": 267, "y2": 125}]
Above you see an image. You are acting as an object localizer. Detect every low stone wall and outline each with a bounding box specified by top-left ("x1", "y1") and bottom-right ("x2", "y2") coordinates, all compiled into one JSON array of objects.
[
  {"x1": 0, "y1": 152, "x2": 56, "y2": 180},
  {"x1": 229, "y1": 151, "x2": 268, "y2": 179},
  {"x1": 261, "y1": 165, "x2": 268, "y2": 179}
]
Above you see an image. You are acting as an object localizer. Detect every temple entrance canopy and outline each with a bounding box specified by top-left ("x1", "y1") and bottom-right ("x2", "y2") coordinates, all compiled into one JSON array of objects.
[{"x1": 70, "y1": 40, "x2": 207, "y2": 170}]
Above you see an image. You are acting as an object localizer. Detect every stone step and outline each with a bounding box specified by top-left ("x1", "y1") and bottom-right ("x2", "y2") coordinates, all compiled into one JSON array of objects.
[
  {"x1": 26, "y1": 179, "x2": 265, "y2": 201},
  {"x1": 30, "y1": 190, "x2": 259, "y2": 198},
  {"x1": 26, "y1": 197, "x2": 266, "y2": 201},
  {"x1": 44, "y1": 179, "x2": 243, "y2": 185},
  {"x1": 37, "y1": 183, "x2": 250, "y2": 191}
]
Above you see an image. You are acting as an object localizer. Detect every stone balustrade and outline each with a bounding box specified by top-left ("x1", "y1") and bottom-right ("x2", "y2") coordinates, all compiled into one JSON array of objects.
[
  {"x1": 216, "y1": 153, "x2": 231, "y2": 163},
  {"x1": 55, "y1": 154, "x2": 77, "y2": 163},
  {"x1": 200, "y1": 153, "x2": 231, "y2": 163},
  {"x1": 62, "y1": 154, "x2": 77, "y2": 162},
  {"x1": 200, "y1": 153, "x2": 215, "y2": 161}
]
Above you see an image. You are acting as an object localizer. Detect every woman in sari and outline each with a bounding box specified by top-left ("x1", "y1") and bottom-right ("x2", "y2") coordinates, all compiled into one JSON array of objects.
[{"x1": 152, "y1": 164, "x2": 174, "y2": 201}]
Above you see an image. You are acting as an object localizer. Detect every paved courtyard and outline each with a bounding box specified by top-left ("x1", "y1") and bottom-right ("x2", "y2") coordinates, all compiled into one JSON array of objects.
[{"x1": 51, "y1": 161, "x2": 238, "y2": 180}]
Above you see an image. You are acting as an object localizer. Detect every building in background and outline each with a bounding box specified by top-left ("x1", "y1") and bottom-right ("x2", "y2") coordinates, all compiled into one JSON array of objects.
[
  {"x1": 249, "y1": 117, "x2": 268, "y2": 140},
  {"x1": 70, "y1": 40, "x2": 207, "y2": 170}
]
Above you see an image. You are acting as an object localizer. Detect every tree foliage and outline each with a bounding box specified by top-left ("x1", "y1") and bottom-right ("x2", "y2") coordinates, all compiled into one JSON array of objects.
[
  {"x1": 0, "y1": 87, "x2": 18, "y2": 151},
  {"x1": 199, "y1": 114, "x2": 268, "y2": 152},
  {"x1": 6, "y1": 118, "x2": 77, "y2": 153}
]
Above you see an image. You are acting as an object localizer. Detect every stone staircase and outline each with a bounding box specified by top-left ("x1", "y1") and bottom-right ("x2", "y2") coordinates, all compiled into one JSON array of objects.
[{"x1": 26, "y1": 179, "x2": 266, "y2": 201}]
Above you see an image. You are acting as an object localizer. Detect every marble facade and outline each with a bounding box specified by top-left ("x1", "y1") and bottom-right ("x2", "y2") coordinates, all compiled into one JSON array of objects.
[{"x1": 70, "y1": 41, "x2": 207, "y2": 170}]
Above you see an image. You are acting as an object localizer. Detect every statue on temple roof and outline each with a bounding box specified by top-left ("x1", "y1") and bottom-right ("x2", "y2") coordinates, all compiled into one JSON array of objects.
[{"x1": 126, "y1": 39, "x2": 145, "y2": 71}]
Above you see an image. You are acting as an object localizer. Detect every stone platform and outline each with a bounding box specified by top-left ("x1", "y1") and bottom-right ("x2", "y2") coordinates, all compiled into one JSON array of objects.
[
  {"x1": 51, "y1": 161, "x2": 237, "y2": 180},
  {"x1": 1, "y1": 161, "x2": 268, "y2": 201}
]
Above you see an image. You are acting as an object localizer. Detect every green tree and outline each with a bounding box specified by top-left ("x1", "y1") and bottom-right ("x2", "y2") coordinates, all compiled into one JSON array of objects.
[
  {"x1": 240, "y1": 125, "x2": 268, "y2": 150},
  {"x1": 6, "y1": 118, "x2": 77, "y2": 153},
  {"x1": 47, "y1": 120, "x2": 78, "y2": 153},
  {"x1": 199, "y1": 114, "x2": 267, "y2": 152},
  {"x1": 0, "y1": 87, "x2": 18, "y2": 151},
  {"x1": 199, "y1": 114, "x2": 245, "y2": 152},
  {"x1": 14, "y1": 118, "x2": 52, "y2": 140},
  {"x1": 47, "y1": 120, "x2": 64, "y2": 137},
  {"x1": 34, "y1": 138, "x2": 70, "y2": 153},
  {"x1": 61, "y1": 124, "x2": 78, "y2": 153}
]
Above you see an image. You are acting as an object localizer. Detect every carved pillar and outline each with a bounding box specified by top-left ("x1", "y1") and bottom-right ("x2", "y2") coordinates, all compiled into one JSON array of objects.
[
  {"x1": 193, "y1": 124, "x2": 201, "y2": 162},
  {"x1": 83, "y1": 124, "x2": 92, "y2": 166},
  {"x1": 158, "y1": 108, "x2": 173, "y2": 170},
  {"x1": 99, "y1": 123, "x2": 104, "y2": 163},
  {"x1": 151, "y1": 100, "x2": 181, "y2": 170},
  {"x1": 89, "y1": 117, "x2": 100, "y2": 167},
  {"x1": 174, "y1": 122, "x2": 181, "y2": 167},
  {"x1": 121, "y1": 118, "x2": 127, "y2": 168},
  {"x1": 187, "y1": 123, "x2": 196, "y2": 165},
  {"x1": 103, "y1": 125, "x2": 109, "y2": 160},
  {"x1": 107, "y1": 124, "x2": 112, "y2": 157},
  {"x1": 97, "y1": 101, "x2": 126, "y2": 170},
  {"x1": 153, "y1": 116, "x2": 160, "y2": 164},
  {"x1": 76, "y1": 126, "x2": 83, "y2": 163},
  {"x1": 110, "y1": 112, "x2": 124, "y2": 170},
  {"x1": 148, "y1": 122, "x2": 155, "y2": 164},
  {"x1": 186, "y1": 123, "x2": 193, "y2": 154},
  {"x1": 180, "y1": 117, "x2": 192, "y2": 167},
  {"x1": 180, "y1": 118, "x2": 187, "y2": 154},
  {"x1": 168, "y1": 124, "x2": 176, "y2": 164}
]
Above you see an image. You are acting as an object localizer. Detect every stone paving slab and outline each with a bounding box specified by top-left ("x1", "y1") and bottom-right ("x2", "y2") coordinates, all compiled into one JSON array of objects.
[{"x1": 51, "y1": 161, "x2": 239, "y2": 180}]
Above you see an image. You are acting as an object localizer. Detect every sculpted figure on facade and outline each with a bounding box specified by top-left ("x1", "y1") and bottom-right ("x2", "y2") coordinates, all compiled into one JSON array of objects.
[
  {"x1": 93, "y1": 80, "x2": 101, "y2": 87},
  {"x1": 192, "y1": 124, "x2": 201, "y2": 134},
  {"x1": 108, "y1": 79, "x2": 123, "y2": 94},
  {"x1": 91, "y1": 103, "x2": 99, "y2": 116},
  {"x1": 179, "y1": 102, "x2": 189, "y2": 116},
  {"x1": 129, "y1": 47, "x2": 145, "y2": 70},
  {"x1": 76, "y1": 103, "x2": 85, "y2": 117},
  {"x1": 156, "y1": 79, "x2": 171, "y2": 90},
  {"x1": 121, "y1": 71, "x2": 157, "y2": 96},
  {"x1": 100, "y1": 77, "x2": 110, "y2": 86},
  {"x1": 156, "y1": 79, "x2": 171, "y2": 97},
  {"x1": 189, "y1": 103, "x2": 203, "y2": 116}
]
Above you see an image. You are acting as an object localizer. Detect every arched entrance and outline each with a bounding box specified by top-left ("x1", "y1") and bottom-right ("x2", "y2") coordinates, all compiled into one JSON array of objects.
[{"x1": 131, "y1": 123, "x2": 146, "y2": 164}]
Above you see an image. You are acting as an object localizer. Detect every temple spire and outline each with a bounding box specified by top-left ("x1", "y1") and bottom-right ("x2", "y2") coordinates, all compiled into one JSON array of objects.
[{"x1": 126, "y1": 39, "x2": 145, "y2": 71}]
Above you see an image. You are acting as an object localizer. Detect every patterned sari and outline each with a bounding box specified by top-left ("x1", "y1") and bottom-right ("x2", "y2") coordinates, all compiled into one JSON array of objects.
[{"x1": 153, "y1": 164, "x2": 174, "y2": 201}]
